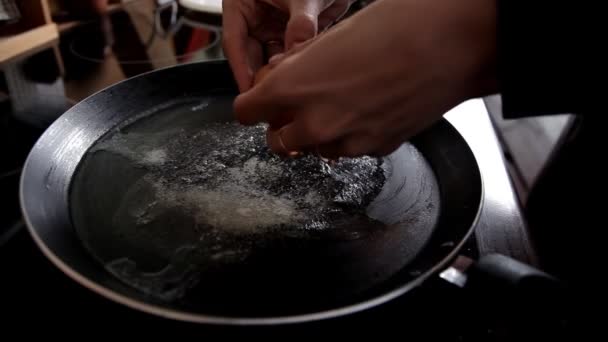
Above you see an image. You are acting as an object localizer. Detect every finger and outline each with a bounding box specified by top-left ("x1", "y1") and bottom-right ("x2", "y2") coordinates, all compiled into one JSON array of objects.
[
  {"x1": 317, "y1": 134, "x2": 376, "y2": 158},
  {"x1": 369, "y1": 115, "x2": 433, "y2": 157},
  {"x1": 269, "y1": 111, "x2": 294, "y2": 130},
  {"x1": 266, "y1": 127, "x2": 303, "y2": 157},
  {"x1": 318, "y1": 0, "x2": 352, "y2": 31},
  {"x1": 268, "y1": 52, "x2": 285, "y2": 66},
  {"x1": 253, "y1": 64, "x2": 293, "y2": 128},
  {"x1": 233, "y1": 80, "x2": 290, "y2": 125},
  {"x1": 284, "y1": 1, "x2": 324, "y2": 49},
  {"x1": 222, "y1": 1, "x2": 258, "y2": 92},
  {"x1": 314, "y1": 137, "x2": 346, "y2": 160},
  {"x1": 265, "y1": 40, "x2": 285, "y2": 60},
  {"x1": 268, "y1": 37, "x2": 316, "y2": 66},
  {"x1": 266, "y1": 123, "x2": 311, "y2": 156},
  {"x1": 247, "y1": 39, "x2": 264, "y2": 74},
  {"x1": 271, "y1": 116, "x2": 342, "y2": 155}
]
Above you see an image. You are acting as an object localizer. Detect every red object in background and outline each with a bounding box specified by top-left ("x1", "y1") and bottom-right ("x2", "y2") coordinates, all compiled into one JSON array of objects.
[
  {"x1": 89, "y1": 0, "x2": 110, "y2": 14},
  {"x1": 179, "y1": 28, "x2": 211, "y2": 62}
]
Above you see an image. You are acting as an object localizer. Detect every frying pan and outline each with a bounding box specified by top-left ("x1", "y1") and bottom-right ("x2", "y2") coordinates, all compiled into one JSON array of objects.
[{"x1": 19, "y1": 60, "x2": 560, "y2": 325}]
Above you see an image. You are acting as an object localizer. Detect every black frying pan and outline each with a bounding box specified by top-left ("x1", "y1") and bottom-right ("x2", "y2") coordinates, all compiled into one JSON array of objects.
[{"x1": 19, "y1": 60, "x2": 560, "y2": 325}]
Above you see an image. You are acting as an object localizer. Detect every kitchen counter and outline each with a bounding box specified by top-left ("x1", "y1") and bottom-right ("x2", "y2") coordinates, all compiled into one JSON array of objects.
[{"x1": 445, "y1": 98, "x2": 537, "y2": 265}]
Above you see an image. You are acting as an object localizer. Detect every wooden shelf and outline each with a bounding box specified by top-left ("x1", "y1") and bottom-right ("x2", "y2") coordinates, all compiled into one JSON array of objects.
[
  {"x1": 58, "y1": 20, "x2": 84, "y2": 33},
  {"x1": 57, "y1": 2, "x2": 128, "y2": 34},
  {"x1": 0, "y1": 24, "x2": 59, "y2": 66}
]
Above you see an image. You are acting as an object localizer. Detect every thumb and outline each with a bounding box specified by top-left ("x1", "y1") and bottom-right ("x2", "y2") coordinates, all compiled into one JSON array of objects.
[
  {"x1": 285, "y1": 1, "x2": 324, "y2": 50},
  {"x1": 269, "y1": 35, "x2": 317, "y2": 66}
]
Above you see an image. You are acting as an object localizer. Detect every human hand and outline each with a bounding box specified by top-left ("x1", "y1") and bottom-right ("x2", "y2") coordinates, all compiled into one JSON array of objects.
[
  {"x1": 234, "y1": 0, "x2": 498, "y2": 158},
  {"x1": 222, "y1": 0, "x2": 354, "y2": 92}
]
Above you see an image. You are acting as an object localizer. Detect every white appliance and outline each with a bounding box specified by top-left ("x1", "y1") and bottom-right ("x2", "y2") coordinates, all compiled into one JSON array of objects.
[{"x1": 179, "y1": 0, "x2": 222, "y2": 14}]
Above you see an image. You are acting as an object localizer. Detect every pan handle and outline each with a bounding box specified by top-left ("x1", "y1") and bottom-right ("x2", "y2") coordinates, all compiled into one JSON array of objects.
[{"x1": 440, "y1": 254, "x2": 571, "y2": 338}]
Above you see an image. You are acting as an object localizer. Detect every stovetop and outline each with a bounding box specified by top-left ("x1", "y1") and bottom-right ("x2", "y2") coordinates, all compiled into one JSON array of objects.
[{"x1": 1, "y1": 1, "x2": 536, "y2": 339}]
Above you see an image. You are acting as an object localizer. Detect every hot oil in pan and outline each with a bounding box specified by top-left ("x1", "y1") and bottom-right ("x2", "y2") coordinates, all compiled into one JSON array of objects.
[
  {"x1": 101, "y1": 122, "x2": 387, "y2": 236},
  {"x1": 70, "y1": 96, "x2": 440, "y2": 315}
]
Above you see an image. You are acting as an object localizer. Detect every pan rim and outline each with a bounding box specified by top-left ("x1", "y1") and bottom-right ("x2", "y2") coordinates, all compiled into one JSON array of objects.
[{"x1": 18, "y1": 61, "x2": 484, "y2": 325}]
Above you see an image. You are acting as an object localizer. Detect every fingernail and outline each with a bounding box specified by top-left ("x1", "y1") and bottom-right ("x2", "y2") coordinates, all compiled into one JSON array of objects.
[{"x1": 269, "y1": 53, "x2": 285, "y2": 65}]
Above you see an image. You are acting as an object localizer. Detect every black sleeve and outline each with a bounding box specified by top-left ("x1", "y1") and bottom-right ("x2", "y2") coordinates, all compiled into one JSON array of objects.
[{"x1": 496, "y1": 0, "x2": 605, "y2": 119}]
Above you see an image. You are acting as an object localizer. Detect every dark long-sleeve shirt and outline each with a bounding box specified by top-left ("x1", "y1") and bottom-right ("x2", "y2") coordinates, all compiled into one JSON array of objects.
[
  {"x1": 497, "y1": 0, "x2": 605, "y2": 118},
  {"x1": 495, "y1": 0, "x2": 605, "y2": 286}
]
